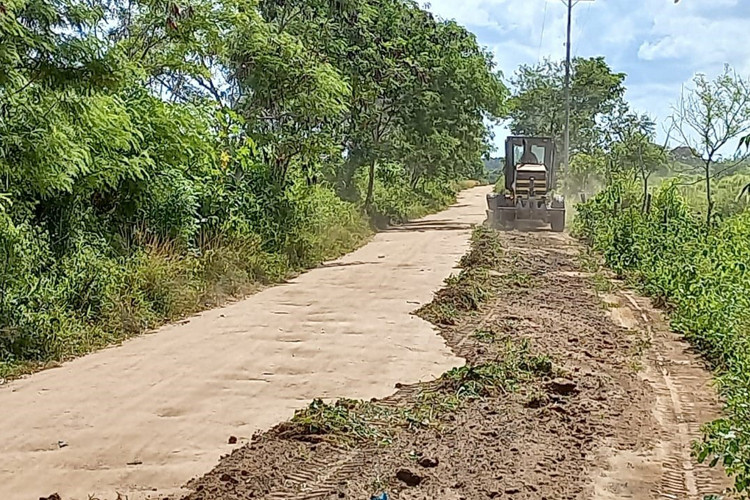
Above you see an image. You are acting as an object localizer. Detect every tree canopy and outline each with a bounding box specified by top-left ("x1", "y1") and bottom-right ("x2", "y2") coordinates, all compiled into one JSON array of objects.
[
  {"x1": 507, "y1": 57, "x2": 626, "y2": 157},
  {"x1": 0, "y1": 0, "x2": 507, "y2": 369}
]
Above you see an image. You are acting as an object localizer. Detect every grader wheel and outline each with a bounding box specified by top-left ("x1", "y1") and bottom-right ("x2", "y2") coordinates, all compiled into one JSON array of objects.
[{"x1": 550, "y1": 211, "x2": 565, "y2": 233}]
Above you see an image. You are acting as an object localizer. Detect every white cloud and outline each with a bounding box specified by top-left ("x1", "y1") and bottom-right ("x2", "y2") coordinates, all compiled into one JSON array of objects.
[
  {"x1": 426, "y1": 0, "x2": 750, "y2": 150},
  {"x1": 637, "y1": 14, "x2": 750, "y2": 72}
]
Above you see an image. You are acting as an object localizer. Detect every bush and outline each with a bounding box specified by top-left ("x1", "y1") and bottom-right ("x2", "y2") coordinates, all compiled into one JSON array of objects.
[
  {"x1": 575, "y1": 180, "x2": 750, "y2": 497},
  {"x1": 281, "y1": 184, "x2": 371, "y2": 268},
  {"x1": 363, "y1": 164, "x2": 459, "y2": 225},
  {"x1": 674, "y1": 172, "x2": 750, "y2": 218},
  {"x1": 0, "y1": 181, "x2": 370, "y2": 376}
]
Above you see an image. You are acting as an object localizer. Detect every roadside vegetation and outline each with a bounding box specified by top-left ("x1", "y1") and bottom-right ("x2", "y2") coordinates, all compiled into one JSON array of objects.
[
  {"x1": 576, "y1": 179, "x2": 750, "y2": 497},
  {"x1": 535, "y1": 65, "x2": 750, "y2": 497},
  {"x1": 0, "y1": 0, "x2": 506, "y2": 378}
]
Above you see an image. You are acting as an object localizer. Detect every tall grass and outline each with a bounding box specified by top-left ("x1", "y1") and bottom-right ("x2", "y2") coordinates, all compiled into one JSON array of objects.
[
  {"x1": 646, "y1": 172, "x2": 750, "y2": 218},
  {"x1": 0, "y1": 185, "x2": 371, "y2": 378},
  {"x1": 0, "y1": 178, "x2": 470, "y2": 379}
]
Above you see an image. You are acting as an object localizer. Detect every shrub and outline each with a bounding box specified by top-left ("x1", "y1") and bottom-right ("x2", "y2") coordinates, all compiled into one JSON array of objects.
[{"x1": 576, "y1": 180, "x2": 750, "y2": 497}]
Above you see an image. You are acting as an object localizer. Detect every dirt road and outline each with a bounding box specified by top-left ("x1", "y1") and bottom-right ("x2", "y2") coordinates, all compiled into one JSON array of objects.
[
  {"x1": 0, "y1": 187, "x2": 491, "y2": 500},
  {"x1": 181, "y1": 229, "x2": 730, "y2": 500}
]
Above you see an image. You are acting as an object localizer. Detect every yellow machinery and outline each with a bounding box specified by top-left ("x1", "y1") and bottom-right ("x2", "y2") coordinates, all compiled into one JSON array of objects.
[{"x1": 486, "y1": 136, "x2": 565, "y2": 232}]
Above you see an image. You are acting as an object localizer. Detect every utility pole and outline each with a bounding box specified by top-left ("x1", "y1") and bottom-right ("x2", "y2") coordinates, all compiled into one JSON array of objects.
[
  {"x1": 561, "y1": 0, "x2": 593, "y2": 173},
  {"x1": 563, "y1": 0, "x2": 573, "y2": 175}
]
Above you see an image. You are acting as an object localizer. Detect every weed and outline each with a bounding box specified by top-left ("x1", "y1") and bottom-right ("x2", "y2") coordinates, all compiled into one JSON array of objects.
[
  {"x1": 473, "y1": 328, "x2": 498, "y2": 343},
  {"x1": 277, "y1": 398, "x2": 396, "y2": 446},
  {"x1": 417, "y1": 268, "x2": 493, "y2": 325},
  {"x1": 628, "y1": 359, "x2": 644, "y2": 373},
  {"x1": 501, "y1": 271, "x2": 534, "y2": 288},
  {"x1": 628, "y1": 334, "x2": 652, "y2": 358},
  {"x1": 600, "y1": 300, "x2": 617, "y2": 311},
  {"x1": 592, "y1": 272, "x2": 613, "y2": 293},
  {"x1": 576, "y1": 247, "x2": 601, "y2": 273},
  {"x1": 440, "y1": 339, "x2": 552, "y2": 398}
]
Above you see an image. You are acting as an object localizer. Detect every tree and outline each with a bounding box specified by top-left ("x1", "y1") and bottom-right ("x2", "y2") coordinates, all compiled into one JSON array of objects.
[
  {"x1": 566, "y1": 151, "x2": 606, "y2": 196},
  {"x1": 507, "y1": 57, "x2": 626, "y2": 158},
  {"x1": 254, "y1": 0, "x2": 506, "y2": 210},
  {"x1": 671, "y1": 67, "x2": 750, "y2": 225},
  {"x1": 608, "y1": 112, "x2": 667, "y2": 210},
  {"x1": 1, "y1": 0, "x2": 510, "y2": 368},
  {"x1": 228, "y1": 9, "x2": 350, "y2": 186}
]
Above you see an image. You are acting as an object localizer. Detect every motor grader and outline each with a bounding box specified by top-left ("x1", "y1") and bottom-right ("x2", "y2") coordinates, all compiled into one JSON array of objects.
[{"x1": 486, "y1": 136, "x2": 565, "y2": 232}]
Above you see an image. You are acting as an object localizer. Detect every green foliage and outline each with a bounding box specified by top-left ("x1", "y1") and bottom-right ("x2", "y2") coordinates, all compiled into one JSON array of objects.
[
  {"x1": 440, "y1": 338, "x2": 552, "y2": 397},
  {"x1": 575, "y1": 181, "x2": 750, "y2": 497},
  {"x1": 670, "y1": 67, "x2": 750, "y2": 224},
  {"x1": 564, "y1": 151, "x2": 607, "y2": 196},
  {"x1": 279, "y1": 339, "x2": 551, "y2": 446},
  {"x1": 508, "y1": 57, "x2": 626, "y2": 157},
  {"x1": 0, "y1": 0, "x2": 505, "y2": 376},
  {"x1": 0, "y1": 186, "x2": 369, "y2": 377},
  {"x1": 483, "y1": 157, "x2": 504, "y2": 185},
  {"x1": 279, "y1": 398, "x2": 395, "y2": 445},
  {"x1": 676, "y1": 172, "x2": 750, "y2": 219},
  {"x1": 364, "y1": 164, "x2": 460, "y2": 225}
]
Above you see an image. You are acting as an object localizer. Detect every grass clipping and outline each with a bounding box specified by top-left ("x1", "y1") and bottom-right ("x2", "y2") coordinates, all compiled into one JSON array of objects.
[
  {"x1": 277, "y1": 339, "x2": 551, "y2": 447},
  {"x1": 417, "y1": 226, "x2": 504, "y2": 325}
]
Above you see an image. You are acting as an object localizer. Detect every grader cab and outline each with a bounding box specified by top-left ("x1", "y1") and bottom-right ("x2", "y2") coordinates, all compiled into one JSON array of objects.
[{"x1": 486, "y1": 136, "x2": 565, "y2": 232}]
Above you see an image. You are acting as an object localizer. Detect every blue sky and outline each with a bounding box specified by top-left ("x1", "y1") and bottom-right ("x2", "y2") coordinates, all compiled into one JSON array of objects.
[{"x1": 425, "y1": 0, "x2": 750, "y2": 152}]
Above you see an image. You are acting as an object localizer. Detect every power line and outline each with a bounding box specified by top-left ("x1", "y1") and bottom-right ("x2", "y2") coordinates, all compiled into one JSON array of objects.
[{"x1": 538, "y1": 0, "x2": 549, "y2": 62}]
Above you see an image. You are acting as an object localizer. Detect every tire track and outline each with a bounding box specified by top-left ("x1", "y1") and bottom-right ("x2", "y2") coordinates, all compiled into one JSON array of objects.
[
  {"x1": 265, "y1": 452, "x2": 365, "y2": 500},
  {"x1": 621, "y1": 292, "x2": 727, "y2": 500}
]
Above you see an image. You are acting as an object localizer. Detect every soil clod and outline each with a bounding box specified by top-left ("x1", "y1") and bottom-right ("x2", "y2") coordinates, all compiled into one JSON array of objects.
[
  {"x1": 396, "y1": 468, "x2": 423, "y2": 486},
  {"x1": 418, "y1": 456, "x2": 439, "y2": 468},
  {"x1": 219, "y1": 472, "x2": 237, "y2": 484},
  {"x1": 546, "y1": 378, "x2": 578, "y2": 396}
]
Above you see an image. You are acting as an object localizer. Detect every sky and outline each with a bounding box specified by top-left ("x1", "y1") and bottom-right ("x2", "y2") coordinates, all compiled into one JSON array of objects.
[{"x1": 424, "y1": 0, "x2": 750, "y2": 153}]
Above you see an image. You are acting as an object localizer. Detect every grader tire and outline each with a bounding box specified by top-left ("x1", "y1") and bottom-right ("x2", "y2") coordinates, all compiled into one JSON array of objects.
[{"x1": 550, "y1": 211, "x2": 565, "y2": 233}]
